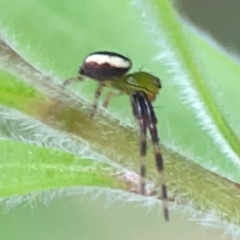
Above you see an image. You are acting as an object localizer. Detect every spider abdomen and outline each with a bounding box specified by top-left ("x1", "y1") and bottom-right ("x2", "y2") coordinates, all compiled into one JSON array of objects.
[{"x1": 79, "y1": 51, "x2": 132, "y2": 81}]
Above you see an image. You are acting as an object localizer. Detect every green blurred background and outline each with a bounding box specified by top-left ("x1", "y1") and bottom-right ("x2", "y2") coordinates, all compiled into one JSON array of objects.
[
  {"x1": 1, "y1": 1, "x2": 239, "y2": 239},
  {"x1": 179, "y1": 0, "x2": 240, "y2": 51}
]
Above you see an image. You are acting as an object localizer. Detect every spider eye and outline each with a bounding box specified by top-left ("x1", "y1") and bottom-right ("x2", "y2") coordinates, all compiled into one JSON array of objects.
[
  {"x1": 79, "y1": 51, "x2": 132, "y2": 81},
  {"x1": 153, "y1": 76, "x2": 161, "y2": 88}
]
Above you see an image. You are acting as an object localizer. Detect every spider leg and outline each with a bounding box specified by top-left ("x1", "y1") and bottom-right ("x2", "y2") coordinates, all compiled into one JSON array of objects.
[
  {"x1": 90, "y1": 84, "x2": 105, "y2": 119},
  {"x1": 102, "y1": 91, "x2": 122, "y2": 108},
  {"x1": 63, "y1": 75, "x2": 84, "y2": 87},
  {"x1": 132, "y1": 92, "x2": 169, "y2": 221},
  {"x1": 143, "y1": 94, "x2": 169, "y2": 221},
  {"x1": 131, "y1": 93, "x2": 147, "y2": 195}
]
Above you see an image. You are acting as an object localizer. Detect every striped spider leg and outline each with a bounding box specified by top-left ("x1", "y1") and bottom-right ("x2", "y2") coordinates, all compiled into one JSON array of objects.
[
  {"x1": 131, "y1": 91, "x2": 168, "y2": 221},
  {"x1": 62, "y1": 75, "x2": 84, "y2": 87},
  {"x1": 63, "y1": 76, "x2": 105, "y2": 119}
]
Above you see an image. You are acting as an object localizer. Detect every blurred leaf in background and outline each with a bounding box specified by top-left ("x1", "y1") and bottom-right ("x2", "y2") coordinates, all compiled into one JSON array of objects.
[{"x1": 0, "y1": 0, "x2": 240, "y2": 239}]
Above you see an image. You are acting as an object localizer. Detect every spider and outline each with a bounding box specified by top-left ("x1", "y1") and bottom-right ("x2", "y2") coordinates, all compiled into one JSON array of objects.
[{"x1": 64, "y1": 51, "x2": 168, "y2": 221}]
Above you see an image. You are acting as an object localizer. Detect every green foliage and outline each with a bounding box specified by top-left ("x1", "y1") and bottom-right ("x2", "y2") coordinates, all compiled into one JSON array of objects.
[
  {"x1": 0, "y1": 140, "x2": 120, "y2": 197},
  {"x1": 0, "y1": 0, "x2": 240, "y2": 236}
]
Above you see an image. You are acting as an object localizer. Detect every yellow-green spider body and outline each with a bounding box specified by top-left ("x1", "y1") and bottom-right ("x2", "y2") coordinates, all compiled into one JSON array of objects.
[{"x1": 64, "y1": 51, "x2": 168, "y2": 221}]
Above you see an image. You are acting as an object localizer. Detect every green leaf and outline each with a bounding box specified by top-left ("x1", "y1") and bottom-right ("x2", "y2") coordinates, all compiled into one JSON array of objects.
[
  {"x1": 0, "y1": 140, "x2": 121, "y2": 197},
  {"x1": 0, "y1": 0, "x2": 240, "y2": 237}
]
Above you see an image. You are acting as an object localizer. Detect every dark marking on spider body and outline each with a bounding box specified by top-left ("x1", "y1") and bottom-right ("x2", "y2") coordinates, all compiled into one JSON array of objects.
[{"x1": 80, "y1": 51, "x2": 132, "y2": 81}]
